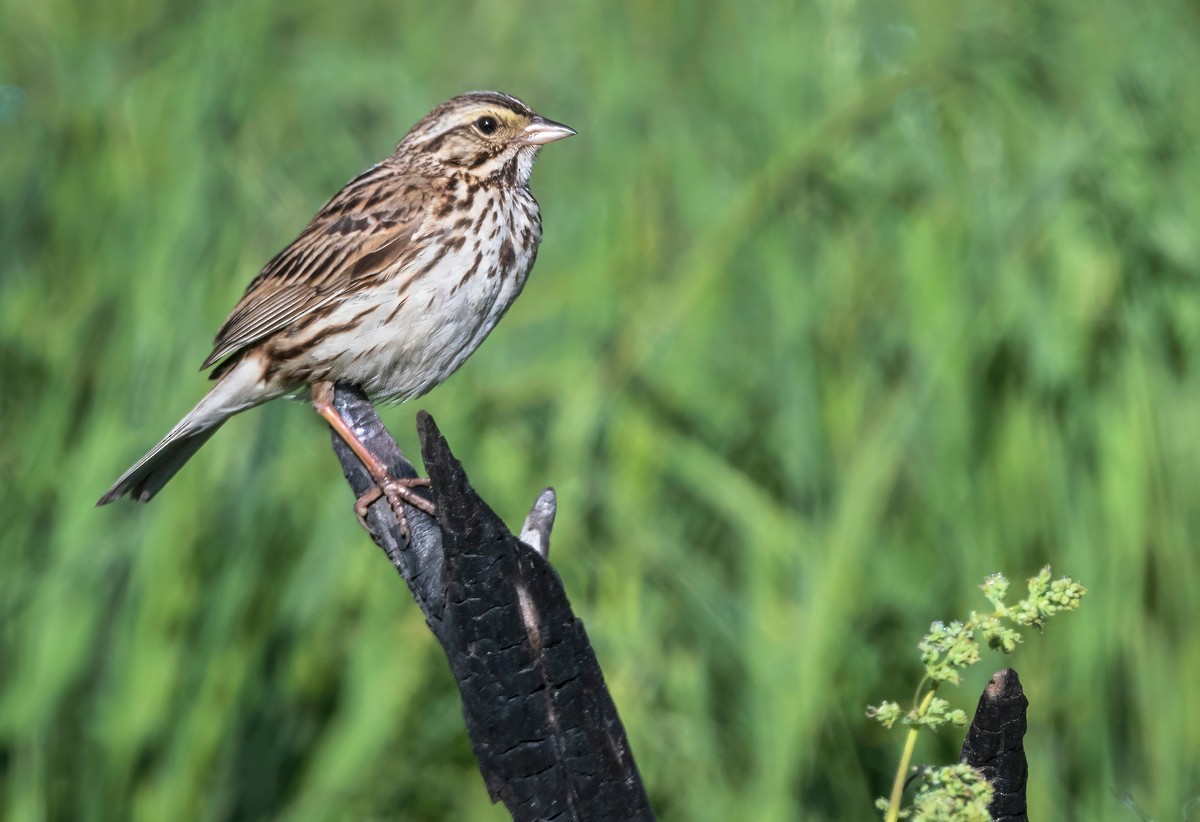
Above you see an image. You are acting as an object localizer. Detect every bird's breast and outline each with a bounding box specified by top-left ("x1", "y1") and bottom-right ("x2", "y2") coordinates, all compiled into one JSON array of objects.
[{"x1": 296, "y1": 186, "x2": 542, "y2": 402}]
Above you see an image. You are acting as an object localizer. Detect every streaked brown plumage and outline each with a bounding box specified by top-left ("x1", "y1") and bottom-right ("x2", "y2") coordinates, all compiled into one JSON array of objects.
[{"x1": 98, "y1": 91, "x2": 574, "y2": 519}]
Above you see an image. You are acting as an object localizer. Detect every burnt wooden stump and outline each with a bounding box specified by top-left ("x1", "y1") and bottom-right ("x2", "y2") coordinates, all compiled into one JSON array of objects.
[
  {"x1": 960, "y1": 668, "x2": 1029, "y2": 822},
  {"x1": 328, "y1": 384, "x2": 654, "y2": 822}
]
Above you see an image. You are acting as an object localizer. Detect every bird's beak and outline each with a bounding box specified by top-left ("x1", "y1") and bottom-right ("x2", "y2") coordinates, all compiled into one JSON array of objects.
[{"x1": 521, "y1": 116, "x2": 576, "y2": 146}]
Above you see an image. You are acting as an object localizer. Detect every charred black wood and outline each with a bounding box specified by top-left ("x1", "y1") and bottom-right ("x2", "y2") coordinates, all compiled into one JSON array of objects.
[
  {"x1": 960, "y1": 668, "x2": 1029, "y2": 822},
  {"x1": 328, "y1": 384, "x2": 654, "y2": 822}
]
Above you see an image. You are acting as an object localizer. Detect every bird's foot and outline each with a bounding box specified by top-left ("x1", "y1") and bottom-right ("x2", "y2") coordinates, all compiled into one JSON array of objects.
[{"x1": 354, "y1": 476, "x2": 435, "y2": 539}]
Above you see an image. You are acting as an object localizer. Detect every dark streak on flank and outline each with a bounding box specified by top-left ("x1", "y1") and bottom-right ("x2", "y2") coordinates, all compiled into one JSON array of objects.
[
  {"x1": 474, "y1": 202, "x2": 491, "y2": 232},
  {"x1": 455, "y1": 250, "x2": 484, "y2": 293},
  {"x1": 384, "y1": 295, "x2": 410, "y2": 325},
  {"x1": 264, "y1": 304, "x2": 377, "y2": 379},
  {"x1": 498, "y1": 238, "x2": 516, "y2": 274},
  {"x1": 412, "y1": 243, "x2": 451, "y2": 280}
]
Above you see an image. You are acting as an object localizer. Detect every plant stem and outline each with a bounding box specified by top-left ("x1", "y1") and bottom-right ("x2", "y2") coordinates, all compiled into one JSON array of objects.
[{"x1": 885, "y1": 686, "x2": 939, "y2": 822}]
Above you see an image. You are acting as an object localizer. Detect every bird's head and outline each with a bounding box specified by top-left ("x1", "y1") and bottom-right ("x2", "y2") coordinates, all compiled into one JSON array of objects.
[{"x1": 398, "y1": 91, "x2": 575, "y2": 185}]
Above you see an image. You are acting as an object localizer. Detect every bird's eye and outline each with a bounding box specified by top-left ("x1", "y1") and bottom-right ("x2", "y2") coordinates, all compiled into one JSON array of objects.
[{"x1": 475, "y1": 116, "x2": 498, "y2": 135}]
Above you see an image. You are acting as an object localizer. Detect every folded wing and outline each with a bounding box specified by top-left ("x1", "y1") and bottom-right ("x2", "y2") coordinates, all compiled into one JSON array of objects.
[{"x1": 203, "y1": 162, "x2": 429, "y2": 370}]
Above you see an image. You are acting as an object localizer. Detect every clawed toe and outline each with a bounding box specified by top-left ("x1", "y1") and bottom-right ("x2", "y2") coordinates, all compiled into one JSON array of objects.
[
  {"x1": 353, "y1": 476, "x2": 436, "y2": 538},
  {"x1": 354, "y1": 486, "x2": 384, "y2": 530},
  {"x1": 384, "y1": 476, "x2": 435, "y2": 515}
]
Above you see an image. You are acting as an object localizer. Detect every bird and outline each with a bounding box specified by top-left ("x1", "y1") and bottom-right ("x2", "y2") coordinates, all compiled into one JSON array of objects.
[{"x1": 97, "y1": 91, "x2": 575, "y2": 526}]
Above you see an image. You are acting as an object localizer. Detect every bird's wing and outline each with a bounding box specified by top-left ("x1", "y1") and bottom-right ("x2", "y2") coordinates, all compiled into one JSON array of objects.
[{"x1": 202, "y1": 162, "x2": 430, "y2": 370}]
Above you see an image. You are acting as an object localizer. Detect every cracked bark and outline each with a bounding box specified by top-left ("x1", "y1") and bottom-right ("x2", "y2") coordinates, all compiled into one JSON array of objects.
[{"x1": 328, "y1": 384, "x2": 654, "y2": 822}]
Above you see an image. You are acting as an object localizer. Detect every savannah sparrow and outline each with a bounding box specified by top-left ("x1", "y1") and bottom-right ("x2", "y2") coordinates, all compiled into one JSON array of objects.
[{"x1": 98, "y1": 91, "x2": 575, "y2": 523}]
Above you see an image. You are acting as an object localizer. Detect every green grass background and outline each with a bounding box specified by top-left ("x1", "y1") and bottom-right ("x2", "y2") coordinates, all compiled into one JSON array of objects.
[{"x1": 3, "y1": 0, "x2": 1199, "y2": 818}]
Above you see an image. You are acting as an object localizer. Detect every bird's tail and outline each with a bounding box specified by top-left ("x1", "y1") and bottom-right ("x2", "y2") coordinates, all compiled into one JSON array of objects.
[
  {"x1": 97, "y1": 355, "x2": 279, "y2": 506},
  {"x1": 97, "y1": 423, "x2": 223, "y2": 505}
]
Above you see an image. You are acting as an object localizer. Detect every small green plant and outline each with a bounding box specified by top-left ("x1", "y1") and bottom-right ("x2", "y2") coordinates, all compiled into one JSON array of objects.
[{"x1": 868, "y1": 566, "x2": 1087, "y2": 821}]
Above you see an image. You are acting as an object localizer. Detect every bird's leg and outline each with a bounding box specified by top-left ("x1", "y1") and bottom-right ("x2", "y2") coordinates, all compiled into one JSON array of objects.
[{"x1": 311, "y1": 382, "x2": 435, "y2": 536}]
